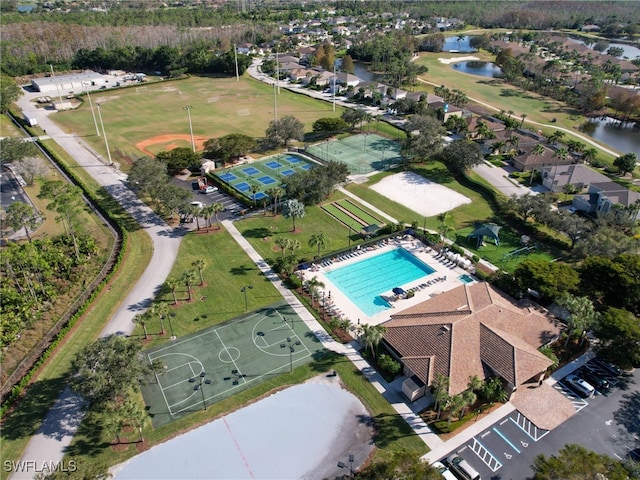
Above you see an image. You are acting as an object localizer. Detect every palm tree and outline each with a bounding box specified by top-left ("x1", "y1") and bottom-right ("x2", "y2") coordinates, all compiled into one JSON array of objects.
[
  {"x1": 532, "y1": 143, "x2": 545, "y2": 156},
  {"x1": 467, "y1": 375, "x2": 483, "y2": 393},
  {"x1": 520, "y1": 113, "x2": 527, "y2": 127},
  {"x1": 150, "y1": 302, "x2": 170, "y2": 334},
  {"x1": 547, "y1": 129, "x2": 565, "y2": 145},
  {"x1": 201, "y1": 204, "x2": 214, "y2": 232},
  {"x1": 306, "y1": 275, "x2": 325, "y2": 306},
  {"x1": 449, "y1": 394, "x2": 467, "y2": 424},
  {"x1": 360, "y1": 324, "x2": 385, "y2": 358},
  {"x1": 192, "y1": 259, "x2": 206, "y2": 286},
  {"x1": 189, "y1": 204, "x2": 202, "y2": 231},
  {"x1": 583, "y1": 147, "x2": 598, "y2": 164},
  {"x1": 211, "y1": 202, "x2": 224, "y2": 228},
  {"x1": 165, "y1": 278, "x2": 179, "y2": 305},
  {"x1": 308, "y1": 232, "x2": 331, "y2": 258},
  {"x1": 275, "y1": 237, "x2": 290, "y2": 260},
  {"x1": 250, "y1": 183, "x2": 259, "y2": 207},
  {"x1": 432, "y1": 374, "x2": 450, "y2": 420},
  {"x1": 460, "y1": 389, "x2": 478, "y2": 418},
  {"x1": 132, "y1": 313, "x2": 149, "y2": 340},
  {"x1": 180, "y1": 269, "x2": 197, "y2": 302},
  {"x1": 456, "y1": 33, "x2": 465, "y2": 50},
  {"x1": 492, "y1": 140, "x2": 506, "y2": 155},
  {"x1": 272, "y1": 187, "x2": 284, "y2": 215},
  {"x1": 436, "y1": 212, "x2": 453, "y2": 247}
]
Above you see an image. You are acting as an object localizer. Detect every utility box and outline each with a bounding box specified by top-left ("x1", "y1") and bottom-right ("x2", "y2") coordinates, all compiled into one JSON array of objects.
[{"x1": 23, "y1": 113, "x2": 38, "y2": 127}]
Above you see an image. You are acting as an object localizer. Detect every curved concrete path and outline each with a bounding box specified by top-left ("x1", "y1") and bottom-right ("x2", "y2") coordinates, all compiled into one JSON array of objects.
[{"x1": 11, "y1": 92, "x2": 187, "y2": 480}]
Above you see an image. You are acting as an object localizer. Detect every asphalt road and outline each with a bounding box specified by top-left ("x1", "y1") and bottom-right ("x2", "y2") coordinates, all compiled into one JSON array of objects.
[
  {"x1": 11, "y1": 87, "x2": 187, "y2": 479},
  {"x1": 439, "y1": 365, "x2": 639, "y2": 479}
]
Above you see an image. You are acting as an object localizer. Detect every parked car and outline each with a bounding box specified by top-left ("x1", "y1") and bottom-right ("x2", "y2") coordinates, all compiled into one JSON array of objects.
[
  {"x1": 200, "y1": 186, "x2": 218, "y2": 194},
  {"x1": 595, "y1": 358, "x2": 622, "y2": 377},
  {"x1": 190, "y1": 201, "x2": 204, "y2": 209},
  {"x1": 565, "y1": 374, "x2": 595, "y2": 398},
  {"x1": 447, "y1": 453, "x2": 481, "y2": 480},
  {"x1": 580, "y1": 368, "x2": 610, "y2": 392},
  {"x1": 432, "y1": 461, "x2": 458, "y2": 480}
]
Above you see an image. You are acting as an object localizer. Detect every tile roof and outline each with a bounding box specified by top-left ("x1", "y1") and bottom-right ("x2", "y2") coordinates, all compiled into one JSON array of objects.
[{"x1": 383, "y1": 283, "x2": 561, "y2": 396}]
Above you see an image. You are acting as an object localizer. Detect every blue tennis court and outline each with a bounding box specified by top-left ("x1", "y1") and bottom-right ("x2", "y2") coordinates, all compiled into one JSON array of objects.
[
  {"x1": 235, "y1": 182, "x2": 251, "y2": 192},
  {"x1": 265, "y1": 161, "x2": 283, "y2": 170},
  {"x1": 242, "y1": 167, "x2": 260, "y2": 176},
  {"x1": 301, "y1": 164, "x2": 312, "y2": 170},
  {"x1": 281, "y1": 169, "x2": 295, "y2": 176},
  {"x1": 253, "y1": 192, "x2": 268, "y2": 200},
  {"x1": 258, "y1": 176, "x2": 276, "y2": 185},
  {"x1": 219, "y1": 172, "x2": 237, "y2": 182},
  {"x1": 286, "y1": 155, "x2": 302, "y2": 164}
]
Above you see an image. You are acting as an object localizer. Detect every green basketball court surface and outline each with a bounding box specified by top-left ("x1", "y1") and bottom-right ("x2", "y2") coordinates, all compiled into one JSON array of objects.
[{"x1": 141, "y1": 302, "x2": 325, "y2": 427}]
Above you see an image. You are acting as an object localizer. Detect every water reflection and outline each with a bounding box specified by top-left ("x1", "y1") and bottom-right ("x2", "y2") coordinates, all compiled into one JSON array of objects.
[
  {"x1": 451, "y1": 61, "x2": 503, "y2": 78},
  {"x1": 580, "y1": 117, "x2": 640, "y2": 155},
  {"x1": 443, "y1": 36, "x2": 477, "y2": 53}
]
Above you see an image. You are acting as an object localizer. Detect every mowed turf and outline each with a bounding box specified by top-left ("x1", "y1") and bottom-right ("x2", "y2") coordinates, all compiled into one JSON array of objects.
[{"x1": 52, "y1": 76, "x2": 345, "y2": 167}]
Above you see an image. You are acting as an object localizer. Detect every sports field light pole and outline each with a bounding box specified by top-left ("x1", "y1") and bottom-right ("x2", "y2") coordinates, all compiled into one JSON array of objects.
[
  {"x1": 183, "y1": 105, "x2": 195, "y2": 153},
  {"x1": 192, "y1": 371, "x2": 211, "y2": 410},
  {"x1": 84, "y1": 85, "x2": 100, "y2": 136},
  {"x1": 96, "y1": 103, "x2": 113, "y2": 166},
  {"x1": 167, "y1": 312, "x2": 176, "y2": 340},
  {"x1": 285, "y1": 337, "x2": 301, "y2": 373},
  {"x1": 241, "y1": 285, "x2": 253, "y2": 311}
]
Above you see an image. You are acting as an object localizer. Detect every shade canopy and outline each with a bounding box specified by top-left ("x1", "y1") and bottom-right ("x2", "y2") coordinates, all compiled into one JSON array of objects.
[
  {"x1": 467, "y1": 222, "x2": 502, "y2": 248},
  {"x1": 392, "y1": 287, "x2": 406, "y2": 295}
]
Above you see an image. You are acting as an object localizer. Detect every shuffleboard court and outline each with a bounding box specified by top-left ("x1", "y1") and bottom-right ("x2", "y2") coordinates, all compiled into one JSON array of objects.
[
  {"x1": 141, "y1": 302, "x2": 324, "y2": 428},
  {"x1": 242, "y1": 166, "x2": 261, "y2": 176},
  {"x1": 281, "y1": 169, "x2": 295, "y2": 176}
]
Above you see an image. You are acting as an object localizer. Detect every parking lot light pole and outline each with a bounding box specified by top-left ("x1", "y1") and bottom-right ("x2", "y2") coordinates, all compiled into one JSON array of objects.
[{"x1": 241, "y1": 285, "x2": 253, "y2": 311}]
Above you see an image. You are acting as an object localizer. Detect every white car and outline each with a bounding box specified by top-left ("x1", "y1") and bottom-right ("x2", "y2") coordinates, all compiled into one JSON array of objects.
[
  {"x1": 565, "y1": 374, "x2": 595, "y2": 398},
  {"x1": 432, "y1": 461, "x2": 457, "y2": 480},
  {"x1": 190, "y1": 201, "x2": 204, "y2": 209},
  {"x1": 200, "y1": 186, "x2": 218, "y2": 194}
]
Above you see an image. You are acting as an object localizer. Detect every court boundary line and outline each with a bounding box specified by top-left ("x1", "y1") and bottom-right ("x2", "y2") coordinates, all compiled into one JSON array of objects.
[{"x1": 146, "y1": 307, "x2": 315, "y2": 417}]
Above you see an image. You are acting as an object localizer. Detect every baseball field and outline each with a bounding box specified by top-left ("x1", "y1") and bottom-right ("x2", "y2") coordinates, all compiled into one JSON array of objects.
[{"x1": 52, "y1": 76, "x2": 345, "y2": 168}]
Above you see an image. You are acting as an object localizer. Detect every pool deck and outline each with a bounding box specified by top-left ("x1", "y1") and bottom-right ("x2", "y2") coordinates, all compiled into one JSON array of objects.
[{"x1": 300, "y1": 235, "x2": 477, "y2": 327}]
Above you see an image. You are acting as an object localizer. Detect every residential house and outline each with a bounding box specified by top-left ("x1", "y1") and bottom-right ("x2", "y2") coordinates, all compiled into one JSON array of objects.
[
  {"x1": 429, "y1": 101, "x2": 463, "y2": 122},
  {"x1": 382, "y1": 282, "x2": 561, "y2": 401},
  {"x1": 573, "y1": 182, "x2": 640, "y2": 219},
  {"x1": 511, "y1": 144, "x2": 572, "y2": 172},
  {"x1": 539, "y1": 164, "x2": 610, "y2": 193}
]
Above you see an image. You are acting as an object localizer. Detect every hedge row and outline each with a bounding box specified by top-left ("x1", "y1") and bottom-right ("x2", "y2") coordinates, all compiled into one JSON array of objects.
[{"x1": 0, "y1": 120, "x2": 129, "y2": 416}]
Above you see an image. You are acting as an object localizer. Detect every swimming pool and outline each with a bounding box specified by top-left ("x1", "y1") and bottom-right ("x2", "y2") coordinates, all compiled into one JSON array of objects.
[{"x1": 325, "y1": 248, "x2": 435, "y2": 317}]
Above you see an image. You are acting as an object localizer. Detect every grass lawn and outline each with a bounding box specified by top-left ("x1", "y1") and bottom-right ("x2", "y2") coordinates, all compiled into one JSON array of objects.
[
  {"x1": 51, "y1": 75, "x2": 346, "y2": 170},
  {"x1": 233, "y1": 191, "x2": 375, "y2": 263},
  {"x1": 137, "y1": 228, "x2": 283, "y2": 347},
  {"x1": 413, "y1": 50, "x2": 618, "y2": 162}
]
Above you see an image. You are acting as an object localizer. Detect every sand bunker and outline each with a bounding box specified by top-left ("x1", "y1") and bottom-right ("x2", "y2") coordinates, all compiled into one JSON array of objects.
[
  {"x1": 371, "y1": 171, "x2": 471, "y2": 217},
  {"x1": 438, "y1": 55, "x2": 480, "y2": 64}
]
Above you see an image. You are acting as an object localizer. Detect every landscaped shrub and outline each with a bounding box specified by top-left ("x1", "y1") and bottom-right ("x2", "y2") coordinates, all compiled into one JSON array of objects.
[
  {"x1": 285, "y1": 274, "x2": 303, "y2": 290},
  {"x1": 378, "y1": 353, "x2": 401, "y2": 376}
]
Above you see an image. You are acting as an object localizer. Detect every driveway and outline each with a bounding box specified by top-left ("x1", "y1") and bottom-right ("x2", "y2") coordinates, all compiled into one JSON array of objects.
[{"x1": 473, "y1": 162, "x2": 546, "y2": 198}]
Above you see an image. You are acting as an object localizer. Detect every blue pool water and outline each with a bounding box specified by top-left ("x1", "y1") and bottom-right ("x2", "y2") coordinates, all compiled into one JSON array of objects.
[
  {"x1": 458, "y1": 274, "x2": 474, "y2": 284},
  {"x1": 326, "y1": 248, "x2": 435, "y2": 317}
]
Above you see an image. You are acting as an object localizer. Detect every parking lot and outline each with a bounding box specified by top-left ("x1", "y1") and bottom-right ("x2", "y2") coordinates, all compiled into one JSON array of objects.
[
  {"x1": 439, "y1": 359, "x2": 639, "y2": 479},
  {"x1": 171, "y1": 176, "x2": 246, "y2": 224}
]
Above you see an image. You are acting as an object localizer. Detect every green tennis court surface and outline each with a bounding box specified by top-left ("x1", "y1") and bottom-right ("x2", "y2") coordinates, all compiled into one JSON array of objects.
[
  {"x1": 306, "y1": 133, "x2": 401, "y2": 174},
  {"x1": 141, "y1": 302, "x2": 324, "y2": 427}
]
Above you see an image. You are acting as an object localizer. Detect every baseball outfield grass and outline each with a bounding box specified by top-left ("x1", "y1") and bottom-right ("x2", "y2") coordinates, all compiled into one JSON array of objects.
[{"x1": 51, "y1": 76, "x2": 346, "y2": 169}]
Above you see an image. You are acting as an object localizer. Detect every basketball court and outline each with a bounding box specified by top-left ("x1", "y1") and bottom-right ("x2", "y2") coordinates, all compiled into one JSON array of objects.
[{"x1": 141, "y1": 302, "x2": 324, "y2": 427}]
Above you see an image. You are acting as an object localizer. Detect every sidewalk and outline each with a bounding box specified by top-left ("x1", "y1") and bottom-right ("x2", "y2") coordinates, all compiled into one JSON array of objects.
[{"x1": 223, "y1": 219, "x2": 444, "y2": 450}]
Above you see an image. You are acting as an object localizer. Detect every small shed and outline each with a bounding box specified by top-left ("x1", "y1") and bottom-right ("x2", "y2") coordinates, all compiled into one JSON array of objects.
[
  {"x1": 360, "y1": 224, "x2": 380, "y2": 239},
  {"x1": 467, "y1": 222, "x2": 502, "y2": 248}
]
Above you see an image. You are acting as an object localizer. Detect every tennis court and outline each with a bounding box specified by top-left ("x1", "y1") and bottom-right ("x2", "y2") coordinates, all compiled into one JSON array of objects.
[
  {"x1": 141, "y1": 302, "x2": 324, "y2": 427},
  {"x1": 213, "y1": 153, "x2": 317, "y2": 202},
  {"x1": 306, "y1": 133, "x2": 402, "y2": 174}
]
